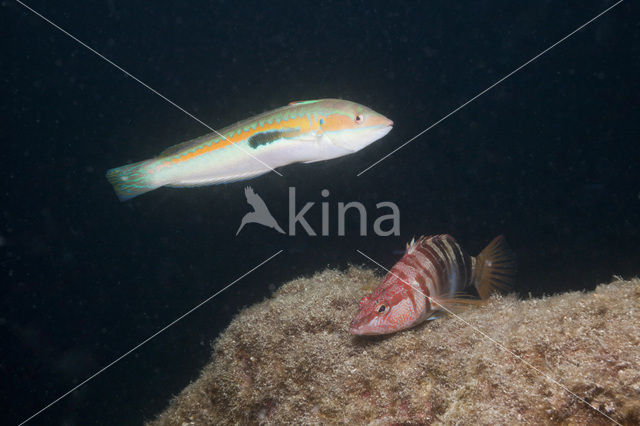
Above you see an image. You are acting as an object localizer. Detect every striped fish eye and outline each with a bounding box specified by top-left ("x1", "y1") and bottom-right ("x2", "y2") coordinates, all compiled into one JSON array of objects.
[
  {"x1": 355, "y1": 114, "x2": 364, "y2": 124},
  {"x1": 375, "y1": 303, "x2": 387, "y2": 314}
]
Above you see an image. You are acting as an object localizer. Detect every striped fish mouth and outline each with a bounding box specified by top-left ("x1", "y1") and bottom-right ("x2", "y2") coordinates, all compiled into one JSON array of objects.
[
  {"x1": 377, "y1": 123, "x2": 394, "y2": 137},
  {"x1": 329, "y1": 123, "x2": 394, "y2": 153},
  {"x1": 348, "y1": 313, "x2": 387, "y2": 335},
  {"x1": 349, "y1": 323, "x2": 367, "y2": 335},
  {"x1": 349, "y1": 326, "x2": 364, "y2": 335},
  {"x1": 348, "y1": 313, "x2": 367, "y2": 335},
  {"x1": 349, "y1": 321, "x2": 389, "y2": 336}
]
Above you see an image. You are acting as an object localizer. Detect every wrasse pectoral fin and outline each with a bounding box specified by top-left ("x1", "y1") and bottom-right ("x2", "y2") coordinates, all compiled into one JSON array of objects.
[
  {"x1": 303, "y1": 132, "x2": 347, "y2": 164},
  {"x1": 106, "y1": 159, "x2": 159, "y2": 201},
  {"x1": 430, "y1": 293, "x2": 487, "y2": 314},
  {"x1": 474, "y1": 235, "x2": 517, "y2": 299}
]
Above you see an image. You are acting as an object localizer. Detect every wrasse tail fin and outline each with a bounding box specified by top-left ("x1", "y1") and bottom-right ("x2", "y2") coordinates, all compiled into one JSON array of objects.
[
  {"x1": 106, "y1": 160, "x2": 159, "y2": 201},
  {"x1": 474, "y1": 235, "x2": 517, "y2": 299}
]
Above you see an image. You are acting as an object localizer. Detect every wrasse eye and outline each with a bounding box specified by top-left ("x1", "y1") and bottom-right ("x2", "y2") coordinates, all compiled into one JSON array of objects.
[
  {"x1": 375, "y1": 303, "x2": 387, "y2": 314},
  {"x1": 355, "y1": 114, "x2": 364, "y2": 124}
]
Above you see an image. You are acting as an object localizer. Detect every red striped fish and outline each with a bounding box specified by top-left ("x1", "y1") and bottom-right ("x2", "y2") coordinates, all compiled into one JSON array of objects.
[{"x1": 350, "y1": 235, "x2": 516, "y2": 335}]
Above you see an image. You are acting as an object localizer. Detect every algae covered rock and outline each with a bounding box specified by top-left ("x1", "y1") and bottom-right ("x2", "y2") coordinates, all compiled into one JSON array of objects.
[{"x1": 149, "y1": 268, "x2": 640, "y2": 425}]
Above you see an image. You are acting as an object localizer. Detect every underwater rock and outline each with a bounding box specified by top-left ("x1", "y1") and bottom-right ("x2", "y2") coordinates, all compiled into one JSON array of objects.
[{"x1": 149, "y1": 268, "x2": 640, "y2": 425}]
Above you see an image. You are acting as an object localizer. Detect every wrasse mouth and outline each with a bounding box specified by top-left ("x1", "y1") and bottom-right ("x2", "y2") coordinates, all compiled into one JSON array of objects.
[
  {"x1": 348, "y1": 319, "x2": 364, "y2": 335},
  {"x1": 370, "y1": 116, "x2": 393, "y2": 129},
  {"x1": 349, "y1": 327, "x2": 365, "y2": 336},
  {"x1": 349, "y1": 320, "x2": 380, "y2": 335},
  {"x1": 349, "y1": 325, "x2": 383, "y2": 336}
]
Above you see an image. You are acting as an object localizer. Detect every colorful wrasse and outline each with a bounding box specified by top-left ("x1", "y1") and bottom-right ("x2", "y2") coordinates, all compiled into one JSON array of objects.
[
  {"x1": 106, "y1": 99, "x2": 393, "y2": 201},
  {"x1": 350, "y1": 235, "x2": 516, "y2": 335}
]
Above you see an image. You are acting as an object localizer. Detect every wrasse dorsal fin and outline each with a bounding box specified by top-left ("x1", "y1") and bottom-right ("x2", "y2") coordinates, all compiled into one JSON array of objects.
[
  {"x1": 406, "y1": 235, "x2": 425, "y2": 254},
  {"x1": 473, "y1": 235, "x2": 517, "y2": 299},
  {"x1": 288, "y1": 100, "x2": 321, "y2": 106}
]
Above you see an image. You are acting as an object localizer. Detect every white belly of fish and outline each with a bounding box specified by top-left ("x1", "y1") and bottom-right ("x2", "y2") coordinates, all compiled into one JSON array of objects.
[{"x1": 160, "y1": 135, "x2": 349, "y2": 187}]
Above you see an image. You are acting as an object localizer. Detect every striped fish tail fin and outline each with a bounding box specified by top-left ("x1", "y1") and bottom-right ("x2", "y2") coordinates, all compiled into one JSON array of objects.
[
  {"x1": 473, "y1": 235, "x2": 516, "y2": 299},
  {"x1": 106, "y1": 159, "x2": 159, "y2": 201}
]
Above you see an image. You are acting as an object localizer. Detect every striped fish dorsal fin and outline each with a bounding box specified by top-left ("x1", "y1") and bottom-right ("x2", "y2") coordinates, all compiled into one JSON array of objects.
[{"x1": 406, "y1": 235, "x2": 424, "y2": 254}]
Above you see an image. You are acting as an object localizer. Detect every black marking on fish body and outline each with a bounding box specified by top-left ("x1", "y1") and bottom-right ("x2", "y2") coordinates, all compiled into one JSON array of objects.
[
  {"x1": 440, "y1": 236, "x2": 471, "y2": 294},
  {"x1": 415, "y1": 235, "x2": 470, "y2": 297},
  {"x1": 249, "y1": 130, "x2": 289, "y2": 149},
  {"x1": 417, "y1": 239, "x2": 445, "y2": 294},
  {"x1": 438, "y1": 235, "x2": 472, "y2": 293}
]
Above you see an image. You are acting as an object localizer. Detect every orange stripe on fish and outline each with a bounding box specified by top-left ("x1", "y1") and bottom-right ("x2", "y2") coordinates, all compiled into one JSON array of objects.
[{"x1": 165, "y1": 114, "x2": 312, "y2": 166}]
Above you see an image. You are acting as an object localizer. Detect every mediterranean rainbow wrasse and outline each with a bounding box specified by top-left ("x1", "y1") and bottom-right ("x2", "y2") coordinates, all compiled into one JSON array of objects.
[
  {"x1": 350, "y1": 234, "x2": 516, "y2": 335},
  {"x1": 106, "y1": 99, "x2": 393, "y2": 201}
]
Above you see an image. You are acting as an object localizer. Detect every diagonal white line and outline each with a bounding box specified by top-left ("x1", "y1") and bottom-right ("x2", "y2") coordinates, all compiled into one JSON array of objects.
[
  {"x1": 15, "y1": 0, "x2": 284, "y2": 177},
  {"x1": 356, "y1": 249, "x2": 621, "y2": 426},
  {"x1": 357, "y1": 0, "x2": 624, "y2": 176},
  {"x1": 18, "y1": 250, "x2": 284, "y2": 425}
]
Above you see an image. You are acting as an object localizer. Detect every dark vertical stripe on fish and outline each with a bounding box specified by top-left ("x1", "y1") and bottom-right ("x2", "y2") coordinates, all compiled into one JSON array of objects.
[
  {"x1": 434, "y1": 235, "x2": 463, "y2": 295},
  {"x1": 420, "y1": 238, "x2": 447, "y2": 295},
  {"x1": 412, "y1": 235, "x2": 472, "y2": 300}
]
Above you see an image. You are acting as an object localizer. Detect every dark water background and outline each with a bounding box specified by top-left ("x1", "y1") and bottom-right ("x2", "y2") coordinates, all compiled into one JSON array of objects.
[{"x1": 2, "y1": 1, "x2": 639, "y2": 424}]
